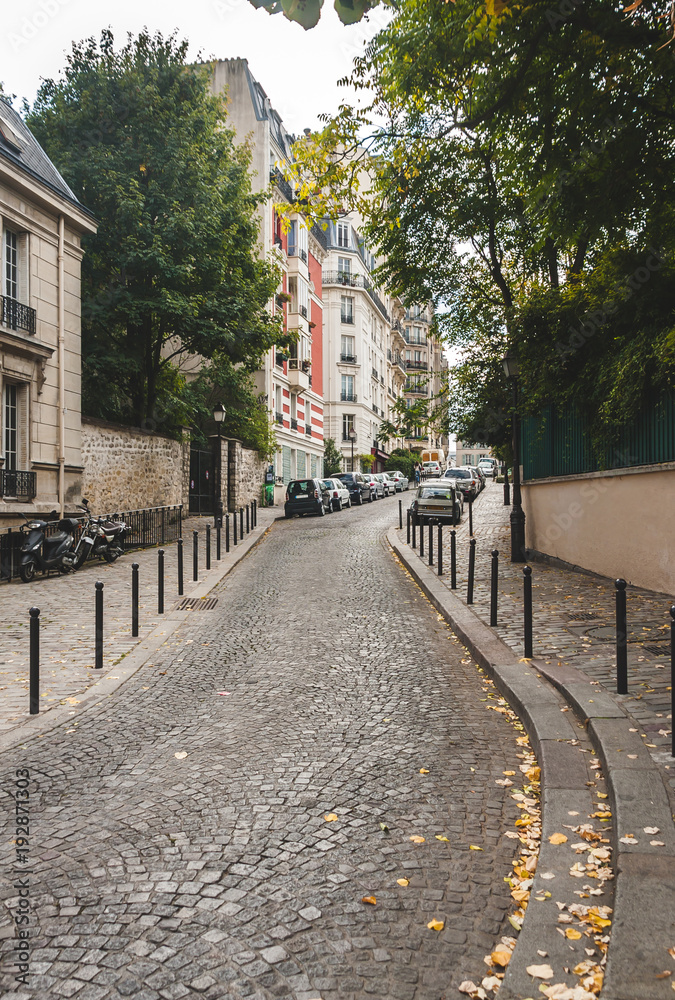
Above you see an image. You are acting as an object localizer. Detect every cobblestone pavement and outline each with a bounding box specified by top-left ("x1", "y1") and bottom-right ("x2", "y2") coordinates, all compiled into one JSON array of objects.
[
  {"x1": 0, "y1": 511, "x2": 275, "y2": 737},
  {"x1": 0, "y1": 495, "x2": 530, "y2": 1000},
  {"x1": 407, "y1": 482, "x2": 675, "y2": 788}
]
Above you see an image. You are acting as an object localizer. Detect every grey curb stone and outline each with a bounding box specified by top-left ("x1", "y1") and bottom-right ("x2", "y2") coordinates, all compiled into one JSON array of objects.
[{"x1": 389, "y1": 526, "x2": 675, "y2": 1000}]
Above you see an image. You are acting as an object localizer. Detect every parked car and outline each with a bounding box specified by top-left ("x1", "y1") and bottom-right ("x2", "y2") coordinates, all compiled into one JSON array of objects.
[
  {"x1": 472, "y1": 466, "x2": 487, "y2": 492},
  {"x1": 321, "y1": 478, "x2": 352, "y2": 512},
  {"x1": 378, "y1": 473, "x2": 396, "y2": 496},
  {"x1": 386, "y1": 470, "x2": 409, "y2": 492},
  {"x1": 478, "y1": 458, "x2": 498, "y2": 479},
  {"x1": 422, "y1": 460, "x2": 442, "y2": 478},
  {"x1": 361, "y1": 473, "x2": 384, "y2": 500},
  {"x1": 335, "y1": 472, "x2": 371, "y2": 505},
  {"x1": 443, "y1": 466, "x2": 480, "y2": 500},
  {"x1": 284, "y1": 478, "x2": 331, "y2": 518},
  {"x1": 410, "y1": 480, "x2": 462, "y2": 525}
]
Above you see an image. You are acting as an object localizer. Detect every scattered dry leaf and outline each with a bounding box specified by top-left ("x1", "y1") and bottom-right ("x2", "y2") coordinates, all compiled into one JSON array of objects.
[
  {"x1": 174, "y1": 751, "x2": 188, "y2": 759},
  {"x1": 549, "y1": 833, "x2": 568, "y2": 845},
  {"x1": 397, "y1": 878, "x2": 409, "y2": 887},
  {"x1": 361, "y1": 895, "x2": 376, "y2": 905},
  {"x1": 410, "y1": 835, "x2": 425, "y2": 844},
  {"x1": 644, "y1": 826, "x2": 659, "y2": 834},
  {"x1": 435, "y1": 835, "x2": 450, "y2": 842},
  {"x1": 491, "y1": 950, "x2": 512, "y2": 967},
  {"x1": 419, "y1": 768, "x2": 430, "y2": 774},
  {"x1": 470, "y1": 845, "x2": 484, "y2": 851},
  {"x1": 526, "y1": 963, "x2": 554, "y2": 979},
  {"x1": 324, "y1": 813, "x2": 338, "y2": 822},
  {"x1": 427, "y1": 918, "x2": 445, "y2": 931},
  {"x1": 566, "y1": 928, "x2": 583, "y2": 940}
]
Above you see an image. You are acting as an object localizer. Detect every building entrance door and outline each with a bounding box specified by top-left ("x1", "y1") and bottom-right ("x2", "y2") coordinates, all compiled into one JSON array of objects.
[{"x1": 189, "y1": 446, "x2": 214, "y2": 514}]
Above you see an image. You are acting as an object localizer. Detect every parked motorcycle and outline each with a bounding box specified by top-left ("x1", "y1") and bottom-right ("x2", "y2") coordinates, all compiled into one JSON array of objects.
[
  {"x1": 70, "y1": 500, "x2": 127, "y2": 568},
  {"x1": 18, "y1": 513, "x2": 81, "y2": 583}
]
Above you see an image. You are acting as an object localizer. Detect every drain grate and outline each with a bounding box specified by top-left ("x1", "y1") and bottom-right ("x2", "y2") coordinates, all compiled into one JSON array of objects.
[
  {"x1": 174, "y1": 597, "x2": 219, "y2": 611},
  {"x1": 643, "y1": 644, "x2": 670, "y2": 657},
  {"x1": 567, "y1": 612, "x2": 603, "y2": 621}
]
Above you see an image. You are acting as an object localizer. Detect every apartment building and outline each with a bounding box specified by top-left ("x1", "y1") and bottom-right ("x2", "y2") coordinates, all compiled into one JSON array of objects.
[
  {"x1": 401, "y1": 304, "x2": 449, "y2": 457},
  {"x1": 0, "y1": 99, "x2": 96, "y2": 525},
  {"x1": 456, "y1": 440, "x2": 495, "y2": 466},
  {"x1": 211, "y1": 59, "x2": 325, "y2": 495}
]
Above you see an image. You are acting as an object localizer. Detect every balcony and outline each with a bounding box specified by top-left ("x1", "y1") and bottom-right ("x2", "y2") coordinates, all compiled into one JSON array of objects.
[
  {"x1": 287, "y1": 358, "x2": 310, "y2": 392},
  {"x1": 291, "y1": 417, "x2": 298, "y2": 430},
  {"x1": 0, "y1": 469, "x2": 36, "y2": 500},
  {"x1": 340, "y1": 391, "x2": 357, "y2": 402},
  {"x1": 372, "y1": 367, "x2": 379, "y2": 380},
  {"x1": 322, "y1": 271, "x2": 390, "y2": 322},
  {"x1": 305, "y1": 424, "x2": 312, "y2": 436},
  {"x1": 2, "y1": 296, "x2": 36, "y2": 335},
  {"x1": 288, "y1": 246, "x2": 308, "y2": 264},
  {"x1": 406, "y1": 359, "x2": 429, "y2": 370},
  {"x1": 340, "y1": 353, "x2": 357, "y2": 364},
  {"x1": 403, "y1": 333, "x2": 428, "y2": 348},
  {"x1": 340, "y1": 312, "x2": 354, "y2": 325},
  {"x1": 274, "y1": 234, "x2": 283, "y2": 249},
  {"x1": 270, "y1": 167, "x2": 294, "y2": 203},
  {"x1": 275, "y1": 411, "x2": 284, "y2": 425},
  {"x1": 275, "y1": 352, "x2": 286, "y2": 368}
]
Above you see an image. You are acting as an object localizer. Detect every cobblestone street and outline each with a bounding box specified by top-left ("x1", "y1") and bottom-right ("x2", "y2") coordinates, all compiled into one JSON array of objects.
[{"x1": 0, "y1": 497, "x2": 529, "y2": 1000}]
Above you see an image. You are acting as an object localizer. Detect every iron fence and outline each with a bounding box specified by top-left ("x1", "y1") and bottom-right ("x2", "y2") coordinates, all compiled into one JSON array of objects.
[{"x1": 0, "y1": 504, "x2": 182, "y2": 584}]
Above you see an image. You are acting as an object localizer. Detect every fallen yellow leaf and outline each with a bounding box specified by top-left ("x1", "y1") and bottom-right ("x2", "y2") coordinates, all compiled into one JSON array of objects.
[
  {"x1": 503, "y1": 770, "x2": 516, "y2": 776},
  {"x1": 491, "y1": 950, "x2": 512, "y2": 967},
  {"x1": 470, "y1": 845, "x2": 483, "y2": 851},
  {"x1": 397, "y1": 878, "x2": 409, "y2": 887},
  {"x1": 362, "y1": 896, "x2": 376, "y2": 905},
  {"x1": 410, "y1": 835, "x2": 425, "y2": 843},
  {"x1": 427, "y1": 918, "x2": 444, "y2": 931},
  {"x1": 324, "y1": 813, "x2": 338, "y2": 822},
  {"x1": 565, "y1": 928, "x2": 583, "y2": 940},
  {"x1": 549, "y1": 833, "x2": 568, "y2": 845},
  {"x1": 419, "y1": 768, "x2": 430, "y2": 774},
  {"x1": 435, "y1": 835, "x2": 450, "y2": 842}
]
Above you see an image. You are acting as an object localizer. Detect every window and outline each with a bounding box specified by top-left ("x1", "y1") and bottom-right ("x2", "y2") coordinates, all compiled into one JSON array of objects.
[
  {"x1": 3, "y1": 381, "x2": 28, "y2": 470},
  {"x1": 5, "y1": 230, "x2": 17, "y2": 299},
  {"x1": 288, "y1": 219, "x2": 297, "y2": 257},
  {"x1": 340, "y1": 335, "x2": 355, "y2": 361},
  {"x1": 288, "y1": 276, "x2": 298, "y2": 313},
  {"x1": 275, "y1": 385, "x2": 282, "y2": 423},
  {"x1": 341, "y1": 374, "x2": 355, "y2": 401},
  {"x1": 463, "y1": 455, "x2": 474, "y2": 465},
  {"x1": 341, "y1": 295, "x2": 354, "y2": 324},
  {"x1": 337, "y1": 222, "x2": 350, "y2": 248},
  {"x1": 342, "y1": 413, "x2": 355, "y2": 441}
]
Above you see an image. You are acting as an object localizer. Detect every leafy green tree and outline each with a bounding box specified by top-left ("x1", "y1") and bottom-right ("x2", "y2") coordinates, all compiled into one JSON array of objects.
[
  {"x1": 358, "y1": 453, "x2": 374, "y2": 471},
  {"x1": 28, "y1": 30, "x2": 284, "y2": 431},
  {"x1": 323, "y1": 438, "x2": 343, "y2": 475}
]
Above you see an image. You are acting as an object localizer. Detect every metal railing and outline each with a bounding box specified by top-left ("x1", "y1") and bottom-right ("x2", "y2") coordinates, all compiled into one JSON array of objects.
[
  {"x1": 1, "y1": 296, "x2": 36, "y2": 335},
  {"x1": 406, "y1": 359, "x2": 429, "y2": 370},
  {"x1": 341, "y1": 391, "x2": 357, "y2": 402},
  {"x1": 340, "y1": 313, "x2": 354, "y2": 325},
  {"x1": 322, "y1": 271, "x2": 390, "y2": 322},
  {"x1": 291, "y1": 417, "x2": 298, "y2": 430},
  {"x1": 0, "y1": 470, "x2": 36, "y2": 500},
  {"x1": 0, "y1": 503, "x2": 182, "y2": 584},
  {"x1": 403, "y1": 333, "x2": 427, "y2": 347},
  {"x1": 275, "y1": 411, "x2": 284, "y2": 425},
  {"x1": 288, "y1": 247, "x2": 308, "y2": 264},
  {"x1": 275, "y1": 352, "x2": 285, "y2": 368},
  {"x1": 340, "y1": 353, "x2": 357, "y2": 363},
  {"x1": 372, "y1": 367, "x2": 379, "y2": 379},
  {"x1": 270, "y1": 167, "x2": 294, "y2": 203},
  {"x1": 305, "y1": 424, "x2": 312, "y2": 436}
]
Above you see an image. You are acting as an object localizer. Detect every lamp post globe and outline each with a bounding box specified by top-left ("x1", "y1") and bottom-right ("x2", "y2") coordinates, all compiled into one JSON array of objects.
[{"x1": 348, "y1": 427, "x2": 356, "y2": 472}]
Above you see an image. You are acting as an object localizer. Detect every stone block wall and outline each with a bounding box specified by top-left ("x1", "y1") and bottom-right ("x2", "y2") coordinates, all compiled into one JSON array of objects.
[
  {"x1": 227, "y1": 439, "x2": 267, "y2": 511},
  {"x1": 81, "y1": 417, "x2": 189, "y2": 514}
]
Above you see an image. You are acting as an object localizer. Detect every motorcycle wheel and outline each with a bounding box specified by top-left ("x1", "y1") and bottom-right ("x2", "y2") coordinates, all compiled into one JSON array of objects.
[
  {"x1": 103, "y1": 549, "x2": 121, "y2": 563},
  {"x1": 58, "y1": 564, "x2": 72, "y2": 574},
  {"x1": 19, "y1": 561, "x2": 36, "y2": 583}
]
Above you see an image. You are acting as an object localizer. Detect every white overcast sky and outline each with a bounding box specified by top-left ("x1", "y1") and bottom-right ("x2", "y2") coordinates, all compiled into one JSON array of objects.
[{"x1": 1, "y1": 0, "x2": 388, "y2": 132}]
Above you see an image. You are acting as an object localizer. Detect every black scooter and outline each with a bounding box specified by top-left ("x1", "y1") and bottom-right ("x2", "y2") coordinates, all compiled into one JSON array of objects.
[{"x1": 18, "y1": 513, "x2": 80, "y2": 583}]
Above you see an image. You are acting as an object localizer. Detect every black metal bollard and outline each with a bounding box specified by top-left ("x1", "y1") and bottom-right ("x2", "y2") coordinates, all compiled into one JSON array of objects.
[
  {"x1": 490, "y1": 550, "x2": 499, "y2": 627},
  {"x1": 158, "y1": 550, "x2": 164, "y2": 615},
  {"x1": 206, "y1": 526, "x2": 211, "y2": 571},
  {"x1": 503, "y1": 477, "x2": 510, "y2": 506},
  {"x1": 226, "y1": 513, "x2": 230, "y2": 552},
  {"x1": 467, "y1": 538, "x2": 476, "y2": 604},
  {"x1": 450, "y1": 529, "x2": 457, "y2": 590},
  {"x1": 406, "y1": 509, "x2": 411, "y2": 544},
  {"x1": 468, "y1": 497, "x2": 474, "y2": 537},
  {"x1": 29, "y1": 606, "x2": 40, "y2": 714},
  {"x1": 246, "y1": 504, "x2": 250, "y2": 535},
  {"x1": 233, "y1": 509, "x2": 238, "y2": 546},
  {"x1": 412, "y1": 515, "x2": 417, "y2": 550},
  {"x1": 615, "y1": 578, "x2": 628, "y2": 694},
  {"x1": 428, "y1": 521, "x2": 434, "y2": 567},
  {"x1": 177, "y1": 538, "x2": 184, "y2": 596},
  {"x1": 670, "y1": 606, "x2": 675, "y2": 758},
  {"x1": 253, "y1": 499, "x2": 257, "y2": 528},
  {"x1": 399, "y1": 498, "x2": 403, "y2": 530},
  {"x1": 95, "y1": 582, "x2": 104, "y2": 669},
  {"x1": 419, "y1": 520, "x2": 425, "y2": 558},
  {"x1": 216, "y1": 525, "x2": 221, "y2": 560},
  {"x1": 240, "y1": 507, "x2": 244, "y2": 539},
  {"x1": 523, "y1": 566, "x2": 533, "y2": 657},
  {"x1": 132, "y1": 563, "x2": 139, "y2": 638},
  {"x1": 437, "y1": 524, "x2": 443, "y2": 576},
  {"x1": 193, "y1": 530, "x2": 199, "y2": 583}
]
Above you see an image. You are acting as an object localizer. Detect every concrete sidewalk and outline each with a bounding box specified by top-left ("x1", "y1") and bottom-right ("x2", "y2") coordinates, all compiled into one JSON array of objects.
[
  {"x1": 391, "y1": 484, "x2": 675, "y2": 1000},
  {"x1": 0, "y1": 505, "x2": 278, "y2": 741}
]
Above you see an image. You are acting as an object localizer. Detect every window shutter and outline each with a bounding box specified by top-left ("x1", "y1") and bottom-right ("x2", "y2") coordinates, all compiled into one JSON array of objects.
[
  {"x1": 18, "y1": 233, "x2": 29, "y2": 305},
  {"x1": 282, "y1": 446, "x2": 291, "y2": 484},
  {"x1": 297, "y1": 451, "x2": 306, "y2": 478},
  {"x1": 16, "y1": 382, "x2": 29, "y2": 469}
]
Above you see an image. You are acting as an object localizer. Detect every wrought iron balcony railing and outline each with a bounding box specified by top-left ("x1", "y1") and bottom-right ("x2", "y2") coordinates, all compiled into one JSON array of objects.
[
  {"x1": 2, "y1": 296, "x2": 36, "y2": 335},
  {"x1": 340, "y1": 353, "x2": 357, "y2": 364},
  {"x1": 405, "y1": 359, "x2": 429, "y2": 370},
  {"x1": 275, "y1": 411, "x2": 284, "y2": 425},
  {"x1": 340, "y1": 391, "x2": 357, "y2": 402},
  {"x1": 288, "y1": 247, "x2": 308, "y2": 264},
  {"x1": 0, "y1": 469, "x2": 37, "y2": 500}
]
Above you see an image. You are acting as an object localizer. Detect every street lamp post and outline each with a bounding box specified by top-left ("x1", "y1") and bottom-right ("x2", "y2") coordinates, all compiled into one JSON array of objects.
[
  {"x1": 502, "y1": 349, "x2": 526, "y2": 562},
  {"x1": 348, "y1": 427, "x2": 356, "y2": 472},
  {"x1": 213, "y1": 403, "x2": 226, "y2": 525}
]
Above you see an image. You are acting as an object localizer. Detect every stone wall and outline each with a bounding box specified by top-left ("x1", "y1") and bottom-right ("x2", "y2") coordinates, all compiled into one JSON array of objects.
[
  {"x1": 81, "y1": 417, "x2": 189, "y2": 514},
  {"x1": 227, "y1": 439, "x2": 267, "y2": 511}
]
